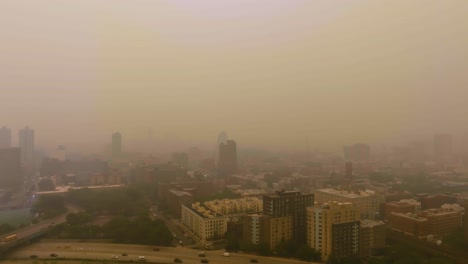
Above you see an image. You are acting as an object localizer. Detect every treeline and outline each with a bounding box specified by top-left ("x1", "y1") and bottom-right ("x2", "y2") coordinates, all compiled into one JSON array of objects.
[
  {"x1": 225, "y1": 232, "x2": 321, "y2": 262},
  {"x1": 31, "y1": 195, "x2": 66, "y2": 220},
  {"x1": 51, "y1": 212, "x2": 172, "y2": 246},
  {"x1": 66, "y1": 187, "x2": 147, "y2": 216}
]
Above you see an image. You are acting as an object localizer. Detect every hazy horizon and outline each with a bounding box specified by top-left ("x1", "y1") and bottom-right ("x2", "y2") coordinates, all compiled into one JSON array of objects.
[{"x1": 2, "y1": 0, "x2": 468, "y2": 154}]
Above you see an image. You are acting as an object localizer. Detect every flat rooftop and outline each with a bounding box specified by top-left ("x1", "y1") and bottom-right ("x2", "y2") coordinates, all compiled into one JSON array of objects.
[{"x1": 316, "y1": 188, "x2": 377, "y2": 198}]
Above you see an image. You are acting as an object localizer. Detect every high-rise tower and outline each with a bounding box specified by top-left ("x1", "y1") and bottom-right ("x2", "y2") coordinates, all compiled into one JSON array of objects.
[
  {"x1": 218, "y1": 139, "x2": 237, "y2": 176},
  {"x1": 0, "y1": 126, "x2": 11, "y2": 148},
  {"x1": 18, "y1": 126, "x2": 35, "y2": 171},
  {"x1": 112, "y1": 132, "x2": 122, "y2": 158}
]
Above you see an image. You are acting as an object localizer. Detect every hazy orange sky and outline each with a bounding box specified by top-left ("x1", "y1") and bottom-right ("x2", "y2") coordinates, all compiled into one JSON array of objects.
[{"x1": 1, "y1": 0, "x2": 468, "y2": 153}]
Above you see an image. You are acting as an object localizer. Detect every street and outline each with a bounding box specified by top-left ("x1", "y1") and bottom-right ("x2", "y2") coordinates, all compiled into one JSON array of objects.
[{"x1": 6, "y1": 241, "x2": 318, "y2": 264}]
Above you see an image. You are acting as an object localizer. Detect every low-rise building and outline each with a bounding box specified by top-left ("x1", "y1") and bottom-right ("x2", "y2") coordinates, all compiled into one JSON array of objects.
[
  {"x1": 181, "y1": 203, "x2": 228, "y2": 243},
  {"x1": 388, "y1": 204, "x2": 464, "y2": 239},
  {"x1": 384, "y1": 199, "x2": 421, "y2": 219},
  {"x1": 204, "y1": 197, "x2": 262, "y2": 216},
  {"x1": 315, "y1": 188, "x2": 382, "y2": 219}
]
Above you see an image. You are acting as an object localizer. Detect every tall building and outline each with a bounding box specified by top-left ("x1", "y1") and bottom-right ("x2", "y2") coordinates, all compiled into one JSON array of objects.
[
  {"x1": 360, "y1": 220, "x2": 386, "y2": 258},
  {"x1": 344, "y1": 143, "x2": 370, "y2": 162},
  {"x1": 263, "y1": 190, "x2": 314, "y2": 245},
  {"x1": 112, "y1": 132, "x2": 122, "y2": 158},
  {"x1": 384, "y1": 199, "x2": 421, "y2": 219},
  {"x1": 315, "y1": 188, "x2": 382, "y2": 219},
  {"x1": 434, "y1": 134, "x2": 452, "y2": 159},
  {"x1": 307, "y1": 201, "x2": 360, "y2": 261},
  {"x1": 172, "y1": 152, "x2": 189, "y2": 168},
  {"x1": 0, "y1": 148, "x2": 22, "y2": 188},
  {"x1": 242, "y1": 213, "x2": 263, "y2": 246},
  {"x1": 0, "y1": 126, "x2": 11, "y2": 148},
  {"x1": 18, "y1": 126, "x2": 34, "y2": 171},
  {"x1": 218, "y1": 140, "x2": 237, "y2": 176}
]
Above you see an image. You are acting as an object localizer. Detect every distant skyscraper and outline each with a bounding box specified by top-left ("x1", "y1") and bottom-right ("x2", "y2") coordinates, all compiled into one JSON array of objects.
[
  {"x1": 0, "y1": 126, "x2": 11, "y2": 148},
  {"x1": 112, "y1": 132, "x2": 122, "y2": 158},
  {"x1": 344, "y1": 143, "x2": 370, "y2": 162},
  {"x1": 0, "y1": 148, "x2": 22, "y2": 188},
  {"x1": 217, "y1": 131, "x2": 228, "y2": 145},
  {"x1": 18, "y1": 126, "x2": 35, "y2": 171},
  {"x1": 218, "y1": 139, "x2": 237, "y2": 176},
  {"x1": 434, "y1": 134, "x2": 452, "y2": 159}
]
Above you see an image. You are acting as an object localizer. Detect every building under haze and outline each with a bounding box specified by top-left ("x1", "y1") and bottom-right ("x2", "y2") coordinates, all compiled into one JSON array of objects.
[
  {"x1": 344, "y1": 143, "x2": 371, "y2": 162},
  {"x1": 263, "y1": 190, "x2": 314, "y2": 246},
  {"x1": 307, "y1": 201, "x2": 360, "y2": 261},
  {"x1": 218, "y1": 139, "x2": 237, "y2": 176},
  {"x1": 434, "y1": 134, "x2": 452, "y2": 160},
  {"x1": 0, "y1": 126, "x2": 11, "y2": 148},
  {"x1": 0, "y1": 148, "x2": 22, "y2": 188},
  {"x1": 112, "y1": 132, "x2": 122, "y2": 158},
  {"x1": 18, "y1": 126, "x2": 35, "y2": 172}
]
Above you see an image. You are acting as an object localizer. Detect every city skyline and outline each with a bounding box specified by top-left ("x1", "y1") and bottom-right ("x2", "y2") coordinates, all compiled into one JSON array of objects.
[{"x1": 1, "y1": 1, "x2": 468, "y2": 153}]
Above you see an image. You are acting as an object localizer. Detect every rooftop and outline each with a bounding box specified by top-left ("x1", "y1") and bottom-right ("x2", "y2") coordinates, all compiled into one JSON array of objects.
[{"x1": 316, "y1": 188, "x2": 377, "y2": 198}]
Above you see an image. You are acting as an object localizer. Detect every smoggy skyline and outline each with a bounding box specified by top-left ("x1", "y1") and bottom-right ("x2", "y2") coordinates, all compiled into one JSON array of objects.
[{"x1": 1, "y1": 0, "x2": 468, "y2": 153}]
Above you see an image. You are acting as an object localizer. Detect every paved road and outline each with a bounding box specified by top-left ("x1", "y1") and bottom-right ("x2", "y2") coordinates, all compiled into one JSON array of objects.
[
  {"x1": 1, "y1": 204, "x2": 82, "y2": 246},
  {"x1": 150, "y1": 206, "x2": 194, "y2": 247},
  {"x1": 7, "y1": 242, "x2": 317, "y2": 264}
]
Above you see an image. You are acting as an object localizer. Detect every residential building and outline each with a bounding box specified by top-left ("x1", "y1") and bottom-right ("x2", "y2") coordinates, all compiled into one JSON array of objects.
[
  {"x1": 360, "y1": 220, "x2": 386, "y2": 258},
  {"x1": 315, "y1": 188, "x2": 381, "y2": 219},
  {"x1": 263, "y1": 190, "x2": 314, "y2": 245},
  {"x1": 262, "y1": 215, "x2": 293, "y2": 250},
  {"x1": 388, "y1": 204, "x2": 464, "y2": 239},
  {"x1": 307, "y1": 201, "x2": 360, "y2": 261},
  {"x1": 204, "y1": 197, "x2": 262, "y2": 216},
  {"x1": 420, "y1": 194, "x2": 457, "y2": 210},
  {"x1": 167, "y1": 189, "x2": 193, "y2": 218},
  {"x1": 384, "y1": 199, "x2": 421, "y2": 219},
  {"x1": 181, "y1": 203, "x2": 228, "y2": 243},
  {"x1": 242, "y1": 213, "x2": 263, "y2": 246}
]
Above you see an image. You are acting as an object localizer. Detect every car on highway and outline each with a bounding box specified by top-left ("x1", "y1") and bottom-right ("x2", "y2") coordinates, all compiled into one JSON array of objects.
[
  {"x1": 122, "y1": 253, "x2": 128, "y2": 256},
  {"x1": 153, "y1": 247, "x2": 160, "y2": 251},
  {"x1": 138, "y1": 256, "x2": 147, "y2": 262},
  {"x1": 222, "y1": 252, "x2": 230, "y2": 257},
  {"x1": 112, "y1": 255, "x2": 118, "y2": 259},
  {"x1": 250, "y1": 259, "x2": 259, "y2": 263},
  {"x1": 29, "y1": 255, "x2": 38, "y2": 259},
  {"x1": 200, "y1": 259, "x2": 209, "y2": 263},
  {"x1": 197, "y1": 251, "x2": 206, "y2": 257},
  {"x1": 50, "y1": 253, "x2": 58, "y2": 257},
  {"x1": 174, "y1": 258, "x2": 183, "y2": 263}
]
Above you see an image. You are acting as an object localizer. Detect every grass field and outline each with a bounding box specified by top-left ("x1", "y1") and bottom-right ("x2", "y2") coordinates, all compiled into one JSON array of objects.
[{"x1": 0, "y1": 208, "x2": 32, "y2": 227}]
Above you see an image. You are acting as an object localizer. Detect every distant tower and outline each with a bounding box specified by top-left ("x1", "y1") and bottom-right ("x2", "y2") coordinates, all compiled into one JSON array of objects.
[
  {"x1": 112, "y1": 132, "x2": 122, "y2": 158},
  {"x1": 18, "y1": 126, "x2": 35, "y2": 171},
  {"x1": 434, "y1": 134, "x2": 452, "y2": 160},
  {"x1": 345, "y1": 161, "x2": 353, "y2": 190},
  {"x1": 0, "y1": 126, "x2": 11, "y2": 148},
  {"x1": 218, "y1": 140, "x2": 237, "y2": 176},
  {"x1": 215, "y1": 131, "x2": 228, "y2": 163}
]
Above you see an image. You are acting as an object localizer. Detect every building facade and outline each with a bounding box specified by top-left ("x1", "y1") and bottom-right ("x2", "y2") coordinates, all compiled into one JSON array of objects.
[
  {"x1": 263, "y1": 190, "x2": 314, "y2": 245},
  {"x1": 218, "y1": 140, "x2": 237, "y2": 176},
  {"x1": 0, "y1": 126, "x2": 11, "y2": 148},
  {"x1": 0, "y1": 148, "x2": 22, "y2": 188},
  {"x1": 181, "y1": 203, "x2": 228, "y2": 243},
  {"x1": 307, "y1": 201, "x2": 360, "y2": 261},
  {"x1": 384, "y1": 199, "x2": 421, "y2": 219},
  {"x1": 315, "y1": 188, "x2": 381, "y2": 219},
  {"x1": 18, "y1": 126, "x2": 34, "y2": 171}
]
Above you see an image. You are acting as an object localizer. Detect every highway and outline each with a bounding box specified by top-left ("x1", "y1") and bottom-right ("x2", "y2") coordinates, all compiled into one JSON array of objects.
[
  {"x1": 1, "y1": 204, "x2": 82, "y2": 247},
  {"x1": 7, "y1": 242, "x2": 317, "y2": 264}
]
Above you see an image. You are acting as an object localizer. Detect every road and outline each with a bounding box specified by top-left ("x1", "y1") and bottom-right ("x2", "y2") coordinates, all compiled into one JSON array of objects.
[
  {"x1": 1, "y1": 204, "x2": 82, "y2": 246},
  {"x1": 150, "y1": 206, "x2": 195, "y2": 248},
  {"x1": 7, "y1": 241, "x2": 317, "y2": 264}
]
